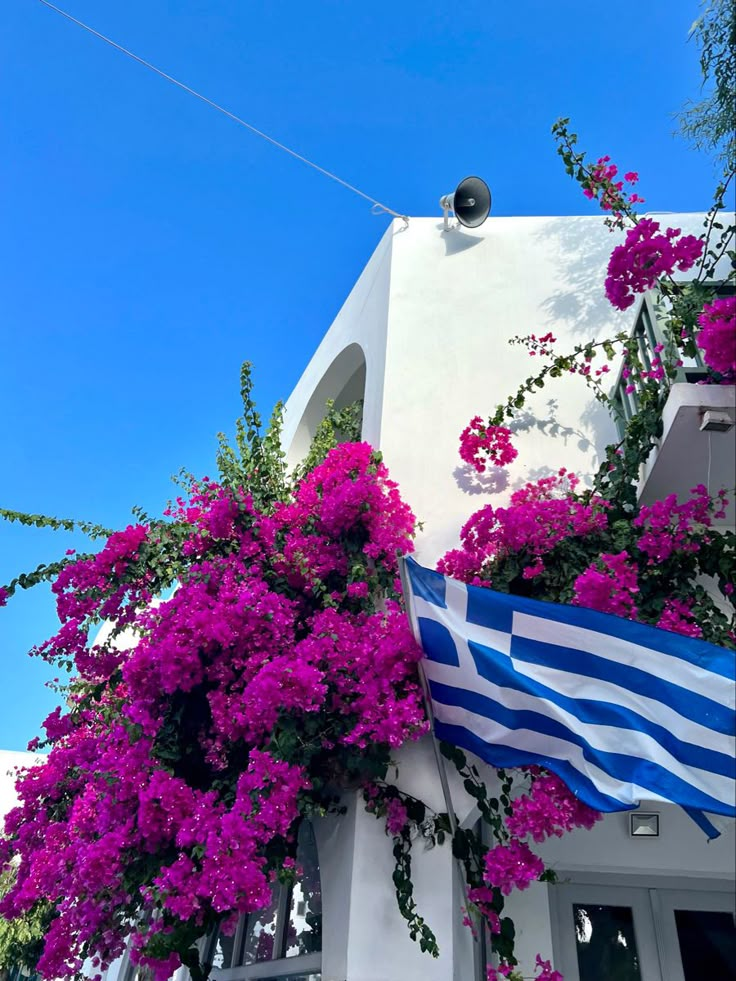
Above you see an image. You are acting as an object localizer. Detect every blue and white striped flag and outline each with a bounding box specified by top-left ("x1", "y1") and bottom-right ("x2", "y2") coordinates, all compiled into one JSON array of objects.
[{"x1": 402, "y1": 557, "x2": 735, "y2": 837}]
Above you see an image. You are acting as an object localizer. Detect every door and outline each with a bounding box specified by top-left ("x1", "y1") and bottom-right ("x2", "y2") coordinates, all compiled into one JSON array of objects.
[
  {"x1": 654, "y1": 888, "x2": 736, "y2": 981},
  {"x1": 552, "y1": 883, "x2": 663, "y2": 981},
  {"x1": 551, "y1": 880, "x2": 735, "y2": 981}
]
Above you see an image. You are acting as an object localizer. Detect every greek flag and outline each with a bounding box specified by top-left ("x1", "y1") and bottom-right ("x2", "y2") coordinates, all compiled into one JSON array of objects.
[{"x1": 401, "y1": 557, "x2": 735, "y2": 838}]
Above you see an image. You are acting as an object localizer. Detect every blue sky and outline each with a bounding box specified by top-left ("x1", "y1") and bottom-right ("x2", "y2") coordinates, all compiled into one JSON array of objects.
[{"x1": 0, "y1": 0, "x2": 720, "y2": 750}]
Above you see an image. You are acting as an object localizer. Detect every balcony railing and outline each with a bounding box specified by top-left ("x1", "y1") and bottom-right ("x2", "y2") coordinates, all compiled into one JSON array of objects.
[
  {"x1": 608, "y1": 287, "x2": 735, "y2": 521},
  {"x1": 610, "y1": 291, "x2": 708, "y2": 437}
]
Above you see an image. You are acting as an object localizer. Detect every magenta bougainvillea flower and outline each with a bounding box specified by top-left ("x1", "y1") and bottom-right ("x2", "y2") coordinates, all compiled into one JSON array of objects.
[
  {"x1": 698, "y1": 295, "x2": 736, "y2": 378},
  {"x1": 605, "y1": 219, "x2": 704, "y2": 310},
  {"x1": 459, "y1": 418, "x2": 518, "y2": 473}
]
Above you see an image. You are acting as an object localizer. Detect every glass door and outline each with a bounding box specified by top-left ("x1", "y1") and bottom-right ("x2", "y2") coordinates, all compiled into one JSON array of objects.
[
  {"x1": 552, "y1": 884, "x2": 663, "y2": 981},
  {"x1": 655, "y1": 888, "x2": 736, "y2": 981}
]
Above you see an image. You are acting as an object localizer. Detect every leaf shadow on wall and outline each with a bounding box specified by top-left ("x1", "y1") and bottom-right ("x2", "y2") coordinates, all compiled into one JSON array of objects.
[
  {"x1": 453, "y1": 463, "x2": 509, "y2": 496},
  {"x1": 509, "y1": 404, "x2": 593, "y2": 452},
  {"x1": 452, "y1": 399, "x2": 614, "y2": 498},
  {"x1": 507, "y1": 400, "x2": 615, "y2": 492},
  {"x1": 534, "y1": 216, "x2": 621, "y2": 336}
]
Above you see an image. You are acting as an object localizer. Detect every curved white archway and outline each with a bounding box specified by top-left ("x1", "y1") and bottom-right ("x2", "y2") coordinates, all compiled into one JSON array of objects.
[{"x1": 286, "y1": 343, "x2": 366, "y2": 466}]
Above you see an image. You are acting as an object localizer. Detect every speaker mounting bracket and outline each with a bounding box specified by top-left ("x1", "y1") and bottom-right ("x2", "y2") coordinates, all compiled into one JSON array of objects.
[{"x1": 439, "y1": 195, "x2": 455, "y2": 231}]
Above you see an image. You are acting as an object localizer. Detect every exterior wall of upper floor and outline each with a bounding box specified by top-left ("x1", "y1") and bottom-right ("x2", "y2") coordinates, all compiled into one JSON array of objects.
[
  {"x1": 282, "y1": 213, "x2": 733, "y2": 566},
  {"x1": 279, "y1": 212, "x2": 735, "y2": 979}
]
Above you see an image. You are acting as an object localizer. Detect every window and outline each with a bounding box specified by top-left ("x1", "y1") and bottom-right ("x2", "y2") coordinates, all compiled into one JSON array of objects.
[
  {"x1": 122, "y1": 967, "x2": 153, "y2": 981},
  {"x1": 3, "y1": 969, "x2": 39, "y2": 981},
  {"x1": 208, "y1": 821, "x2": 322, "y2": 981},
  {"x1": 550, "y1": 878, "x2": 735, "y2": 981}
]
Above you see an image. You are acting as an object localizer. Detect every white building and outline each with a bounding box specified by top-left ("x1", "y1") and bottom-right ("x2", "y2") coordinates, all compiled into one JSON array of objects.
[
  {"x1": 269, "y1": 212, "x2": 735, "y2": 981},
  {"x1": 2, "y1": 214, "x2": 734, "y2": 981}
]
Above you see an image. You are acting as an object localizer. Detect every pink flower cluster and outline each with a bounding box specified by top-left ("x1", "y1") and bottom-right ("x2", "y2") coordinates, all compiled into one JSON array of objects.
[
  {"x1": 459, "y1": 419, "x2": 518, "y2": 473},
  {"x1": 573, "y1": 551, "x2": 640, "y2": 619},
  {"x1": 466, "y1": 886, "x2": 501, "y2": 935},
  {"x1": 1, "y1": 443, "x2": 427, "y2": 980},
  {"x1": 385, "y1": 797, "x2": 410, "y2": 836},
  {"x1": 506, "y1": 770, "x2": 601, "y2": 842},
  {"x1": 657, "y1": 598, "x2": 703, "y2": 639},
  {"x1": 632, "y1": 485, "x2": 721, "y2": 564},
  {"x1": 605, "y1": 219, "x2": 704, "y2": 310},
  {"x1": 697, "y1": 295, "x2": 736, "y2": 378},
  {"x1": 533, "y1": 955, "x2": 564, "y2": 981},
  {"x1": 482, "y1": 839, "x2": 544, "y2": 896},
  {"x1": 439, "y1": 470, "x2": 607, "y2": 585},
  {"x1": 620, "y1": 342, "x2": 671, "y2": 395},
  {"x1": 487, "y1": 963, "x2": 512, "y2": 980},
  {"x1": 525, "y1": 332, "x2": 558, "y2": 357},
  {"x1": 582, "y1": 156, "x2": 644, "y2": 219},
  {"x1": 487, "y1": 955, "x2": 563, "y2": 981}
]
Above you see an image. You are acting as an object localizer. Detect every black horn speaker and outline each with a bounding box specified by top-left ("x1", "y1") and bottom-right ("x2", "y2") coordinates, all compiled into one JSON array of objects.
[{"x1": 440, "y1": 176, "x2": 491, "y2": 228}]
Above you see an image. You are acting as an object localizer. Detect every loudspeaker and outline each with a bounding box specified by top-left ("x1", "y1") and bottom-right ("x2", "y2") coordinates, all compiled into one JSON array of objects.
[{"x1": 439, "y1": 176, "x2": 491, "y2": 228}]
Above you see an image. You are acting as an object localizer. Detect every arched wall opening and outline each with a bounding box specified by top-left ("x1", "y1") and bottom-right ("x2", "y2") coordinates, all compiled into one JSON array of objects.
[{"x1": 286, "y1": 343, "x2": 367, "y2": 466}]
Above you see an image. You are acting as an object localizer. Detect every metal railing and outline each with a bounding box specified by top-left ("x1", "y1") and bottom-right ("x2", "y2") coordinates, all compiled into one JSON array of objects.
[{"x1": 610, "y1": 291, "x2": 708, "y2": 437}]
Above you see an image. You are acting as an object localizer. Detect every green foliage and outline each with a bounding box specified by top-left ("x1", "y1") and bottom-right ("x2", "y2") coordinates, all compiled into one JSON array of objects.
[
  {"x1": 391, "y1": 835, "x2": 440, "y2": 957},
  {"x1": 0, "y1": 510, "x2": 111, "y2": 602},
  {"x1": 0, "y1": 510, "x2": 111, "y2": 540},
  {"x1": 679, "y1": 0, "x2": 736, "y2": 174},
  {"x1": 0, "y1": 868, "x2": 50, "y2": 974},
  {"x1": 215, "y1": 361, "x2": 289, "y2": 511},
  {"x1": 292, "y1": 398, "x2": 364, "y2": 481}
]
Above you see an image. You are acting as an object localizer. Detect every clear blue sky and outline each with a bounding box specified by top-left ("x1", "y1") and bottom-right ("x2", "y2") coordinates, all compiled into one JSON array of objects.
[{"x1": 0, "y1": 0, "x2": 719, "y2": 750}]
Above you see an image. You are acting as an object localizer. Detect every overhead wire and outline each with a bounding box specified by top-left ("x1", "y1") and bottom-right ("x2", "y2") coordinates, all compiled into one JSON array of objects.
[{"x1": 33, "y1": 0, "x2": 410, "y2": 225}]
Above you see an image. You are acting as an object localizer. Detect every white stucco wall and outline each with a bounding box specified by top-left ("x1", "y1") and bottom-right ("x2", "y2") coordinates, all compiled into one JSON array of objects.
[
  {"x1": 283, "y1": 224, "x2": 394, "y2": 466},
  {"x1": 0, "y1": 750, "x2": 42, "y2": 821},
  {"x1": 281, "y1": 212, "x2": 735, "y2": 980},
  {"x1": 284, "y1": 213, "x2": 734, "y2": 563}
]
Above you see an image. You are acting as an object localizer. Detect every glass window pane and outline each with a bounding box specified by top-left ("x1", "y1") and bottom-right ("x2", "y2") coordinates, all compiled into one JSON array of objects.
[
  {"x1": 124, "y1": 966, "x2": 154, "y2": 981},
  {"x1": 243, "y1": 889, "x2": 281, "y2": 964},
  {"x1": 674, "y1": 908, "x2": 736, "y2": 980},
  {"x1": 573, "y1": 904, "x2": 643, "y2": 981},
  {"x1": 209, "y1": 929, "x2": 239, "y2": 969},
  {"x1": 285, "y1": 822, "x2": 322, "y2": 958}
]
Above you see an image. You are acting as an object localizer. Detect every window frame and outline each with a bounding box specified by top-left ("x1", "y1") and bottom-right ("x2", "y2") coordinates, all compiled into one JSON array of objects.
[
  {"x1": 550, "y1": 881, "x2": 662, "y2": 981},
  {"x1": 208, "y1": 820, "x2": 322, "y2": 981},
  {"x1": 652, "y1": 886, "x2": 735, "y2": 981}
]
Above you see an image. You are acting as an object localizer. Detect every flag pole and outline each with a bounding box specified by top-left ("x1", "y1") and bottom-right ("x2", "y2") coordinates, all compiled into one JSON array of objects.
[{"x1": 397, "y1": 554, "x2": 476, "y2": 936}]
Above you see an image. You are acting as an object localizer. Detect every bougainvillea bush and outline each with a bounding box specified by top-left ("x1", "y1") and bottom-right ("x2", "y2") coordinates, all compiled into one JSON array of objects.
[
  {"x1": 0, "y1": 379, "x2": 599, "y2": 981},
  {"x1": 0, "y1": 395, "x2": 431, "y2": 981},
  {"x1": 2, "y1": 79, "x2": 734, "y2": 981},
  {"x1": 440, "y1": 466, "x2": 734, "y2": 647}
]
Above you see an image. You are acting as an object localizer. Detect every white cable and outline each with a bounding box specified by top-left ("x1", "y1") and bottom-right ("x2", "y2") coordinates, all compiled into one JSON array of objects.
[{"x1": 33, "y1": 0, "x2": 410, "y2": 225}]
